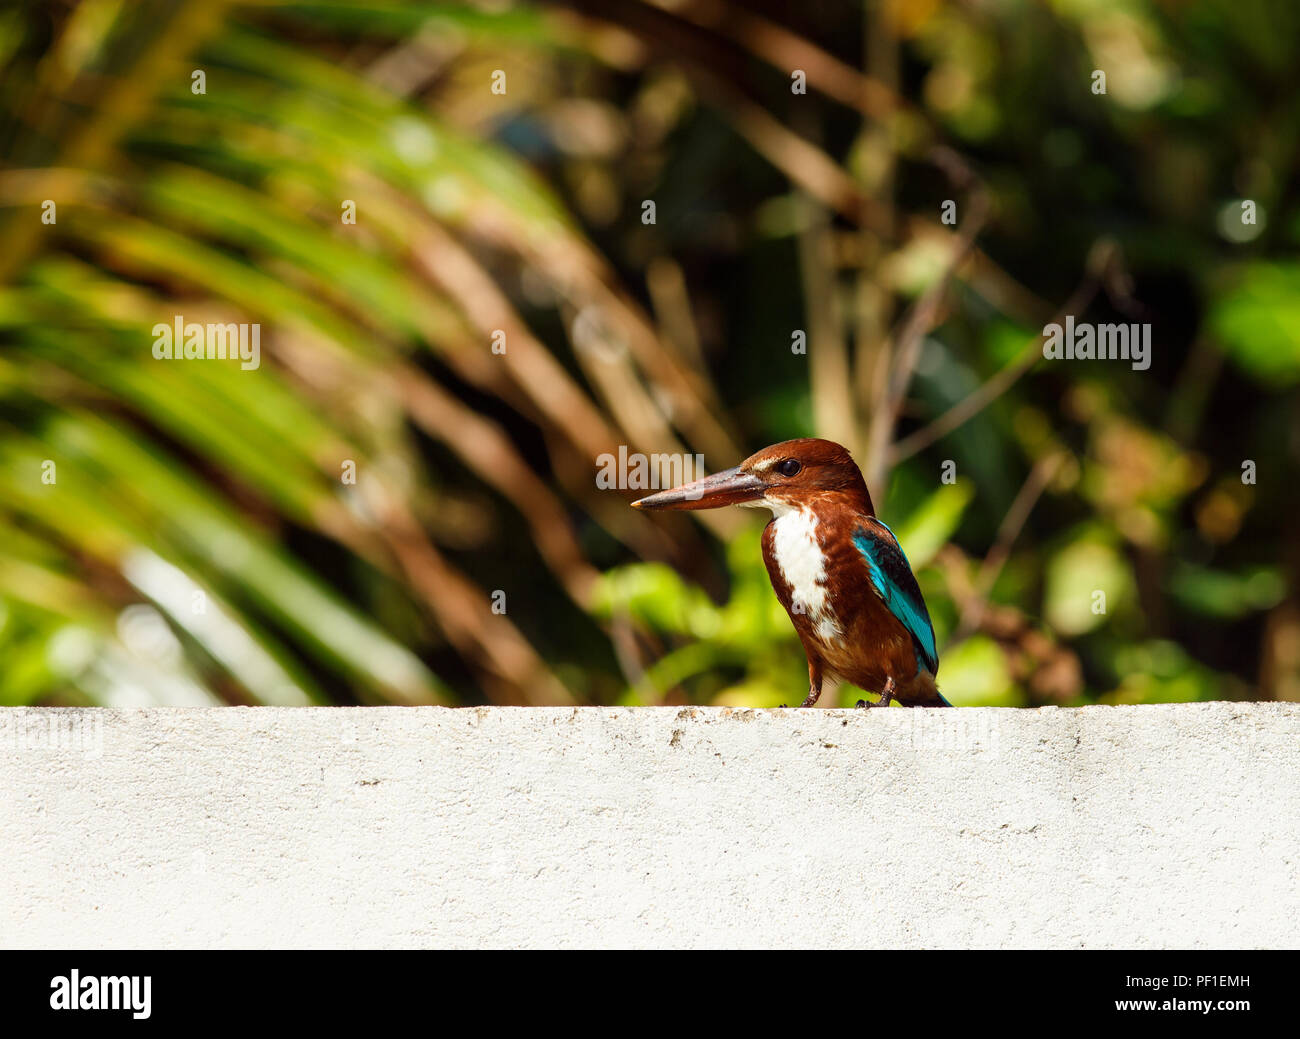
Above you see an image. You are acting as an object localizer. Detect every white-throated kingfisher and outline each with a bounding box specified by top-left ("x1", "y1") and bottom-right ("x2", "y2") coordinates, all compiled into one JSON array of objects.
[{"x1": 632, "y1": 438, "x2": 949, "y2": 708}]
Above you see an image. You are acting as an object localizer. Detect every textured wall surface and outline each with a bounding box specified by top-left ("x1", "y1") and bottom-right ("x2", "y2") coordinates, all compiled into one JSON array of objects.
[{"x1": 2, "y1": 703, "x2": 1296, "y2": 948}]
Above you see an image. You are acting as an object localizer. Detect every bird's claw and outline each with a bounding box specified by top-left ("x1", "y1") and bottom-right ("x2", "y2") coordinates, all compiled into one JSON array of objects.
[{"x1": 855, "y1": 677, "x2": 897, "y2": 709}]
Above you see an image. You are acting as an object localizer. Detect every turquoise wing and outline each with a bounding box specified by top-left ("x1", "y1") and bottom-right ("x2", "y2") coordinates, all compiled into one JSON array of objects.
[{"x1": 851, "y1": 520, "x2": 939, "y2": 676}]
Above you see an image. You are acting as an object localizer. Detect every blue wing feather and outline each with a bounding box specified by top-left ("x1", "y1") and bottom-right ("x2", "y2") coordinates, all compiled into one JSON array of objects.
[{"x1": 852, "y1": 521, "x2": 939, "y2": 676}]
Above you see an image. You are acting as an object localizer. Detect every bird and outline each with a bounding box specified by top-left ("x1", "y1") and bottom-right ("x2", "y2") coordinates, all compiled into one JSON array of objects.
[{"x1": 631, "y1": 438, "x2": 949, "y2": 708}]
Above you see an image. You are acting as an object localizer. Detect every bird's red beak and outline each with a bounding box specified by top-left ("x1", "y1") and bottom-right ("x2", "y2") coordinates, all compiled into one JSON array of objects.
[{"x1": 631, "y1": 466, "x2": 765, "y2": 511}]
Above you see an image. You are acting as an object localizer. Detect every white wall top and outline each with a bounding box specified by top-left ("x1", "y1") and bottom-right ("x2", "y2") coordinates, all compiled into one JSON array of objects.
[{"x1": 2, "y1": 702, "x2": 1295, "y2": 948}]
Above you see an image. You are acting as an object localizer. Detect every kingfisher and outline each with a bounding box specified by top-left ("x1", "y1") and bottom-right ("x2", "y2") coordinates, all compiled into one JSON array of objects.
[{"x1": 631, "y1": 438, "x2": 949, "y2": 708}]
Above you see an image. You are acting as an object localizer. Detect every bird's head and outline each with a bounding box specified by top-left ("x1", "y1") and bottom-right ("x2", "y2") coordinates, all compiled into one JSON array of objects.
[{"x1": 631, "y1": 438, "x2": 874, "y2": 515}]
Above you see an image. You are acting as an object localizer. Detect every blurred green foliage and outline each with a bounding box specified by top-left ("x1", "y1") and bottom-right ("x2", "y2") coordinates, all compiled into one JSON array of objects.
[{"x1": 0, "y1": 0, "x2": 1296, "y2": 707}]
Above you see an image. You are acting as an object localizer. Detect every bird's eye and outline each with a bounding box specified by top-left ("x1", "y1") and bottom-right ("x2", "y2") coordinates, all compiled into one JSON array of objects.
[{"x1": 777, "y1": 459, "x2": 802, "y2": 477}]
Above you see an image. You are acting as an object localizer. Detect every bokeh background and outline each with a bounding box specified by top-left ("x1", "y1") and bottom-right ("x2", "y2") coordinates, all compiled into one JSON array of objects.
[{"x1": 1, "y1": 0, "x2": 1296, "y2": 708}]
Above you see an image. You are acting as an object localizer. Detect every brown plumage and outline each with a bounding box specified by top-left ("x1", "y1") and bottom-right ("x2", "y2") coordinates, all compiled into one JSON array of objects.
[
  {"x1": 761, "y1": 510, "x2": 946, "y2": 708},
  {"x1": 633, "y1": 438, "x2": 949, "y2": 708}
]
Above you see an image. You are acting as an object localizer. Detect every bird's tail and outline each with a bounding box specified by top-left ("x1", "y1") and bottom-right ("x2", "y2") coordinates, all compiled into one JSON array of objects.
[{"x1": 910, "y1": 672, "x2": 951, "y2": 707}]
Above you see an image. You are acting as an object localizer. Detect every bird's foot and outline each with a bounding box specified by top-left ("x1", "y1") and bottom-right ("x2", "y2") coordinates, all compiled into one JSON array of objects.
[
  {"x1": 798, "y1": 689, "x2": 822, "y2": 708},
  {"x1": 857, "y1": 677, "x2": 896, "y2": 709},
  {"x1": 879, "y1": 676, "x2": 896, "y2": 707}
]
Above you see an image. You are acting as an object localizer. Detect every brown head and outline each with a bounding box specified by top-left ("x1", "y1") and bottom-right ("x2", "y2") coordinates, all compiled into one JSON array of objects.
[{"x1": 630, "y1": 438, "x2": 874, "y2": 515}]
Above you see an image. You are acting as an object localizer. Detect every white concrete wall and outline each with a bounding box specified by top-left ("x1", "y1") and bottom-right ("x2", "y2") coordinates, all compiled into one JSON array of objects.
[{"x1": 1, "y1": 703, "x2": 1296, "y2": 948}]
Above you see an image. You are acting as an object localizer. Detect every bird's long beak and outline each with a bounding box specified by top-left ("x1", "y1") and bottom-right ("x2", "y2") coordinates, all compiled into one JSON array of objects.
[{"x1": 631, "y1": 466, "x2": 765, "y2": 511}]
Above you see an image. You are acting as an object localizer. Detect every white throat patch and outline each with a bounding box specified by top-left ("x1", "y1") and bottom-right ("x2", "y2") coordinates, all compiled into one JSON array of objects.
[{"x1": 763, "y1": 503, "x2": 842, "y2": 641}]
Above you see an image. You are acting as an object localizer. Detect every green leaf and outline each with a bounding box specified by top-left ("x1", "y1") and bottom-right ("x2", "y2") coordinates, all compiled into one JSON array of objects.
[
  {"x1": 1207, "y1": 262, "x2": 1300, "y2": 386},
  {"x1": 933, "y1": 635, "x2": 1018, "y2": 707},
  {"x1": 890, "y1": 479, "x2": 975, "y2": 569},
  {"x1": 1044, "y1": 531, "x2": 1135, "y2": 636}
]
